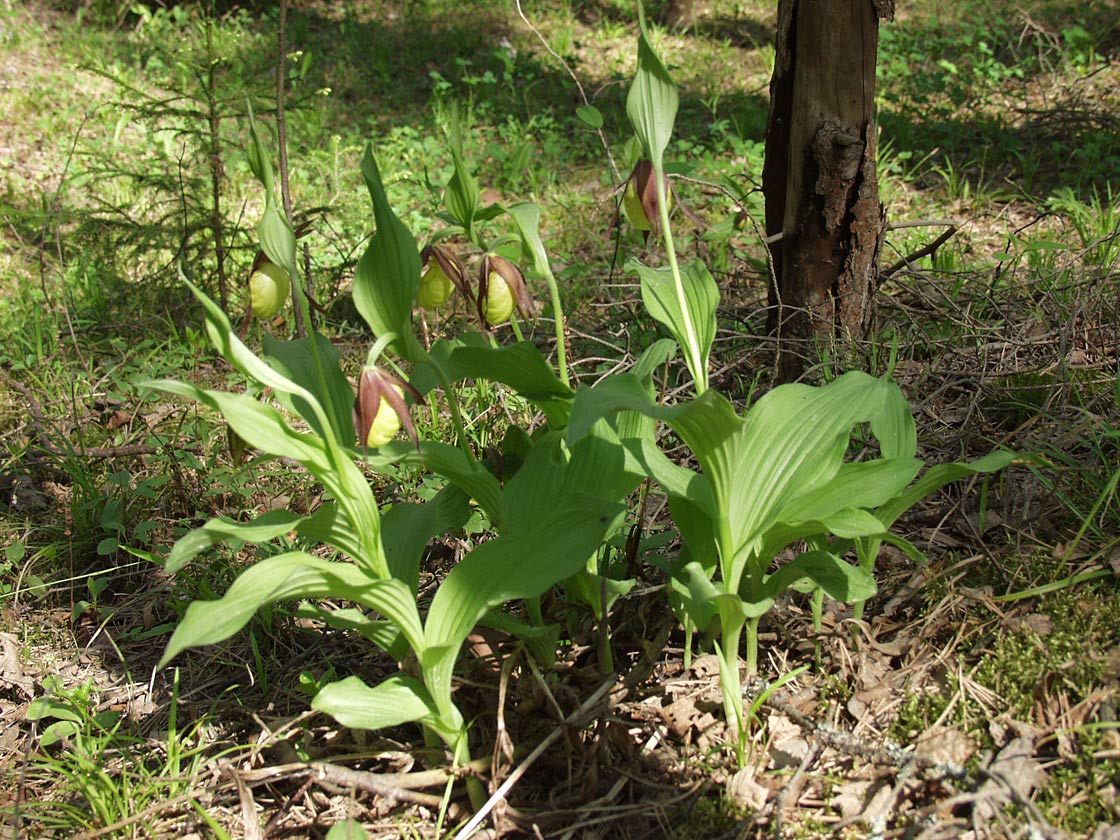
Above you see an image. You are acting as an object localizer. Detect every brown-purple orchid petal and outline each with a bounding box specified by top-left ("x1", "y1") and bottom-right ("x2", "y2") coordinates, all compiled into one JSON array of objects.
[
  {"x1": 353, "y1": 367, "x2": 423, "y2": 451},
  {"x1": 477, "y1": 253, "x2": 534, "y2": 329},
  {"x1": 421, "y1": 244, "x2": 471, "y2": 303}
]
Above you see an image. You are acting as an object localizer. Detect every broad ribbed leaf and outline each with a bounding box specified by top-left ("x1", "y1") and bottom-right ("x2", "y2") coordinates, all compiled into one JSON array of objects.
[
  {"x1": 383, "y1": 441, "x2": 504, "y2": 530},
  {"x1": 246, "y1": 115, "x2": 274, "y2": 193},
  {"x1": 446, "y1": 146, "x2": 480, "y2": 232},
  {"x1": 354, "y1": 147, "x2": 421, "y2": 360},
  {"x1": 870, "y1": 378, "x2": 917, "y2": 459},
  {"x1": 449, "y1": 342, "x2": 574, "y2": 427},
  {"x1": 699, "y1": 372, "x2": 898, "y2": 589},
  {"x1": 480, "y1": 610, "x2": 560, "y2": 669},
  {"x1": 290, "y1": 502, "x2": 363, "y2": 560},
  {"x1": 505, "y1": 202, "x2": 549, "y2": 277},
  {"x1": 877, "y1": 451, "x2": 1018, "y2": 528},
  {"x1": 565, "y1": 570, "x2": 636, "y2": 620},
  {"x1": 262, "y1": 333, "x2": 355, "y2": 444},
  {"x1": 312, "y1": 674, "x2": 442, "y2": 733},
  {"x1": 296, "y1": 604, "x2": 404, "y2": 658},
  {"x1": 144, "y1": 379, "x2": 383, "y2": 575},
  {"x1": 851, "y1": 450, "x2": 1018, "y2": 595},
  {"x1": 382, "y1": 484, "x2": 471, "y2": 593},
  {"x1": 420, "y1": 496, "x2": 624, "y2": 717},
  {"x1": 776, "y1": 458, "x2": 923, "y2": 526},
  {"x1": 176, "y1": 279, "x2": 326, "y2": 426},
  {"x1": 502, "y1": 425, "x2": 636, "y2": 539},
  {"x1": 632, "y1": 259, "x2": 718, "y2": 390},
  {"x1": 761, "y1": 550, "x2": 877, "y2": 603},
  {"x1": 145, "y1": 381, "x2": 330, "y2": 469},
  {"x1": 258, "y1": 198, "x2": 298, "y2": 280},
  {"x1": 166, "y1": 509, "x2": 306, "y2": 574},
  {"x1": 626, "y1": 9, "x2": 678, "y2": 169},
  {"x1": 159, "y1": 554, "x2": 423, "y2": 668}
]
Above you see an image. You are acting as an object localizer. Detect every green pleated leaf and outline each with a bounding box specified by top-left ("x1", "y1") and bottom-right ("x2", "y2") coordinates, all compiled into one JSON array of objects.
[
  {"x1": 175, "y1": 277, "x2": 323, "y2": 420},
  {"x1": 761, "y1": 550, "x2": 877, "y2": 603},
  {"x1": 626, "y1": 7, "x2": 678, "y2": 169},
  {"x1": 480, "y1": 610, "x2": 560, "y2": 670},
  {"x1": 505, "y1": 202, "x2": 550, "y2": 277},
  {"x1": 312, "y1": 674, "x2": 442, "y2": 734},
  {"x1": 420, "y1": 495, "x2": 624, "y2": 718},
  {"x1": 258, "y1": 198, "x2": 298, "y2": 281},
  {"x1": 159, "y1": 554, "x2": 424, "y2": 668},
  {"x1": 444, "y1": 111, "x2": 480, "y2": 233},
  {"x1": 630, "y1": 259, "x2": 718, "y2": 393},
  {"x1": 448, "y1": 342, "x2": 574, "y2": 427},
  {"x1": 382, "y1": 484, "x2": 471, "y2": 594},
  {"x1": 262, "y1": 332, "x2": 356, "y2": 444},
  {"x1": 295, "y1": 503, "x2": 364, "y2": 561},
  {"x1": 775, "y1": 458, "x2": 923, "y2": 526},
  {"x1": 877, "y1": 451, "x2": 1018, "y2": 528},
  {"x1": 166, "y1": 509, "x2": 306, "y2": 574},
  {"x1": 296, "y1": 604, "x2": 405, "y2": 658},
  {"x1": 565, "y1": 570, "x2": 636, "y2": 620},
  {"x1": 354, "y1": 147, "x2": 421, "y2": 360},
  {"x1": 384, "y1": 441, "x2": 505, "y2": 530},
  {"x1": 246, "y1": 111, "x2": 275, "y2": 194},
  {"x1": 145, "y1": 381, "x2": 330, "y2": 471}
]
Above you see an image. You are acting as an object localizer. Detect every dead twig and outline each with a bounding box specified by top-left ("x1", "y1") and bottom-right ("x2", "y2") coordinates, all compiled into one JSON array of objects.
[{"x1": 451, "y1": 676, "x2": 617, "y2": 840}]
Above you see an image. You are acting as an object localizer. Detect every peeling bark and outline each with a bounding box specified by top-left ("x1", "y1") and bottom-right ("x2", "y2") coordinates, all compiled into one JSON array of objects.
[{"x1": 762, "y1": 0, "x2": 893, "y2": 382}]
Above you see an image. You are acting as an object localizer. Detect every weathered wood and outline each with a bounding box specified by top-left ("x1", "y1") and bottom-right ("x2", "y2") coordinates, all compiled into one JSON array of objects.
[{"x1": 762, "y1": 0, "x2": 893, "y2": 382}]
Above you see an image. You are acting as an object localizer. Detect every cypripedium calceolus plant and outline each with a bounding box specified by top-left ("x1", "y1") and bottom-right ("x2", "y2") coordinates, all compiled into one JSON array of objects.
[
  {"x1": 139, "y1": 3, "x2": 1015, "y2": 793},
  {"x1": 562, "y1": 0, "x2": 1017, "y2": 766},
  {"x1": 140, "y1": 104, "x2": 630, "y2": 812}
]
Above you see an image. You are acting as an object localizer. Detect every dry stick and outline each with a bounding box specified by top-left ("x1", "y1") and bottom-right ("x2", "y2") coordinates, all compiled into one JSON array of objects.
[
  {"x1": 69, "y1": 794, "x2": 197, "y2": 840},
  {"x1": 274, "y1": 0, "x2": 303, "y2": 338},
  {"x1": 884, "y1": 221, "x2": 959, "y2": 278},
  {"x1": 234, "y1": 757, "x2": 493, "y2": 792},
  {"x1": 204, "y1": 7, "x2": 229, "y2": 312},
  {"x1": 451, "y1": 676, "x2": 617, "y2": 840},
  {"x1": 513, "y1": 0, "x2": 619, "y2": 184}
]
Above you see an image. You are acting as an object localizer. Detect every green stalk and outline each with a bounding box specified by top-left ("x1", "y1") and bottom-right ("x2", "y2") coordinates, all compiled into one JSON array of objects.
[
  {"x1": 432, "y1": 357, "x2": 476, "y2": 461},
  {"x1": 744, "y1": 615, "x2": 760, "y2": 675},
  {"x1": 653, "y1": 165, "x2": 707, "y2": 395},
  {"x1": 715, "y1": 618, "x2": 746, "y2": 766},
  {"x1": 539, "y1": 265, "x2": 570, "y2": 388}
]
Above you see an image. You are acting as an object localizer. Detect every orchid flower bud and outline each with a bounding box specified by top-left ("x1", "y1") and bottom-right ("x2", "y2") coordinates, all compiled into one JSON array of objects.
[
  {"x1": 353, "y1": 367, "x2": 422, "y2": 450},
  {"x1": 418, "y1": 244, "x2": 468, "y2": 311},
  {"x1": 622, "y1": 159, "x2": 671, "y2": 238},
  {"x1": 477, "y1": 254, "x2": 532, "y2": 329},
  {"x1": 248, "y1": 258, "x2": 291, "y2": 319}
]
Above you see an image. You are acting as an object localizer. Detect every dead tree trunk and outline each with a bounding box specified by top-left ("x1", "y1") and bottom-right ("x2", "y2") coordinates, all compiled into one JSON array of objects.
[{"x1": 762, "y1": 0, "x2": 893, "y2": 382}]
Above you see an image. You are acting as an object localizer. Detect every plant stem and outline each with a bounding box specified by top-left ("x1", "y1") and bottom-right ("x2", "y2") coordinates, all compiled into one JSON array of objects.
[
  {"x1": 431, "y1": 357, "x2": 475, "y2": 461},
  {"x1": 654, "y1": 166, "x2": 706, "y2": 395},
  {"x1": 539, "y1": 266, "x2": 570, "y2": 388},
  {"x1": 744, "y1": 615, "x2": 760, "y2": 675},
  {"x1": 716, "y1": 619, "x2": 745, "y2": 766}
]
